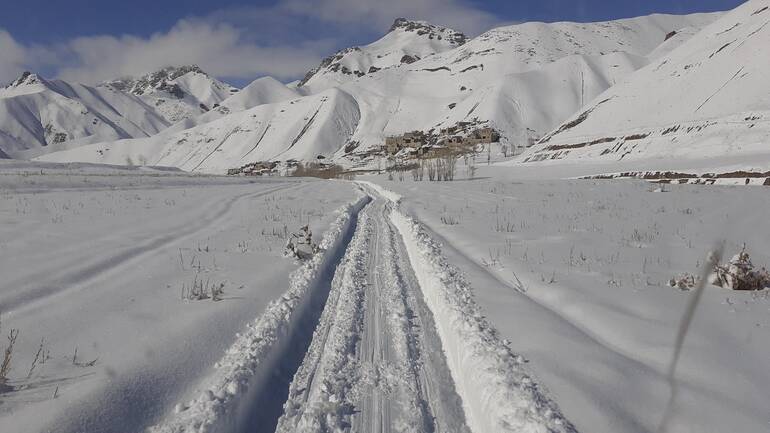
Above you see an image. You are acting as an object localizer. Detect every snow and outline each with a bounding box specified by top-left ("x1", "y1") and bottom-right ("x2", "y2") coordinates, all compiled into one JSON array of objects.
[
  {"x1": 390, "y1": 200, "x2": 575, "y2": 433},
  {"x1": 0, "y1": 73, "x2": 169, "y2": 158},
  {"x1": 0, "y1": 163, "x2": 360, "y2": 433},
  {"x1": 521, "y1": 0, "x2": 770, "y2": 171},
  {"x1": 368, "y1": 165, "x2": 770, "y2": 433},
  {"x1": 39, "y1": 87, "x2": 361, "y2": 173},
  {"x1": 101, "y1": 66, "x2": 238, "y2": 123},
  {"x1": 35, "y1": 12, "x2": 719, "y2": 173},
  {"x1": 3, "y1": 3, "x2": 770, "y2": 433},
  {"x1": 298, "y1": 18, "x2": 467, "y2": 93},
  {"x1": 149, "y1": 194, "x2": 369, "y2": 433}
]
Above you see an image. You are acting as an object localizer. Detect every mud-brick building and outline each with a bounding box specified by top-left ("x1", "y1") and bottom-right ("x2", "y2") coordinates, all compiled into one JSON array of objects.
[
  {"x1": 384, "y1": 131, "x2": 427, "y2": 154},
  {"x1": 437, "y1": 127, "x2": 500, "y2": 148}
]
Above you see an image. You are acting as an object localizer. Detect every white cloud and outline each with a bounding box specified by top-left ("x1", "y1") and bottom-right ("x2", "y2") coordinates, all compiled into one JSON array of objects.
[
  {"x1": 0, "y1": 30, "x2": 28, "y2": 84},
  {"x1": 1, "y1": 0, "x2": 501, "y2": 85},
  {"x1": 283, "y1": 0, "x2": 500, "y2": 36},
  {"x1": 54, "y1": 19, "x2": 335, "y2": 84}
]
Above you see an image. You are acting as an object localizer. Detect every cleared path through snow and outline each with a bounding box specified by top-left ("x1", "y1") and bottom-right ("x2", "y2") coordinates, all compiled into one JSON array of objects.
[{"x1": 273, "y1": 190, "x2": 470, "y2": 433}]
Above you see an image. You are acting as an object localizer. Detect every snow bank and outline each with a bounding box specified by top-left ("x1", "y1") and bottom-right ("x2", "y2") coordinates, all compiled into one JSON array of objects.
[
  {"x1": 390, "y1": 206, "x2": 576, "y2": 433},
  {"x1": 149, "y1": 194, "x2": 370, "y2": 433}
]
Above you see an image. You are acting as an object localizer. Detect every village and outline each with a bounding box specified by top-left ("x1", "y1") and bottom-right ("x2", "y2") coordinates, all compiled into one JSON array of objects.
[
  {"x1": 225, "y1": 122, "x2": 503, "y2": 177},
  {"x1": 384, "y1": 123, "x2": 500, "y2": 156}
]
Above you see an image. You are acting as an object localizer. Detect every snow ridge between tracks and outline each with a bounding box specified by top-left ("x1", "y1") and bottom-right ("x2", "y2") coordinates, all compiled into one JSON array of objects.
[{"x1": 389, "y1": 195, "x2": 577, "y2": 433}]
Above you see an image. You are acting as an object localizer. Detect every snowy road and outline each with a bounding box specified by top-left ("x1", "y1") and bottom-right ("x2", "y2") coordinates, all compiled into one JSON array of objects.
[
  {"x1": 274, "y1": 189, "x2": 470, "y2": 433},
  {"x1": 162, "y1": 183, "x2": 572, "y2": 433}
]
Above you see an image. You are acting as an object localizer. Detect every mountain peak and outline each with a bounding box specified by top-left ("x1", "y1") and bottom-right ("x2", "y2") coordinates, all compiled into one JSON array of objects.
[
  {"x1": 298, "y1": 18, "x2": 467, "y2": 88},
  {"x1": 388, "y1": 18, "x2": 467, "y2": 45},
  {"x1": 102, "y1": 65, "x2": 210, "y2": 96},
  {"x1": 5, "y1": 71, "x2": 47, "y2": 89}
]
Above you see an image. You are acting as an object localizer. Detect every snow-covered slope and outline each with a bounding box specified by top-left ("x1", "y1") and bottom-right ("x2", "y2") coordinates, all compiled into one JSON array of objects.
[
  {"x1": 165, "y1": 76, "x2": 300, "y2": 133},
  {"x1": 38, "y1": 12, "x2": 721, "y2": 172},
  {"x1": 298, "y1": 18, "x2": 467, "y2": 93},
  {"x1": 0, "y1": 72, "x2": 169, "y2": 158},
  {"x1": 101, "y1": 65, "x2": 238, "y2": 123},
  {"x1": 327, "y1": 12, "x2": 719, "y2": 157},
  {"x1": 522, "y1": 0, "x2": 770, "y2": 169},
  {"x1": 40, "y1": 87, "x2": 360, "y2": 172},
  {"x1": 221, "y1": 76, "x2": 297, "y2": 111}
]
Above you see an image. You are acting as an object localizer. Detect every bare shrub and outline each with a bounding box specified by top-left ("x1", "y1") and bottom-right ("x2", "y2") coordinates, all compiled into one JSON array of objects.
[
  {"x1": 181, "y1": 276, "x2": 226, "y2": 301},
  {"x1": 291, "y1": 162, "x2": 351, "y2": 179},
  {"x1": 1, "y1": 328, "x2": 19, "y2": 390},
  {"x1": 711, "y1": 245, "x2": 770, "y2": 291},
  {"x1": 284, "y1": 225, "x2": 319, "y2": 260},
  {"x1": 501, "y1": 144, "x2": 510, "y2": 157},
  {"x1": 441, "y1": 214, "x2": 459, "y2": 225},
  {"x1": 668, "y1": 245, "x2": 770, "y2": 292},
  {"x1": 426, "y1": 160, "x2": 436, "y2": 181},
  {"x1": 668, "y1": 273, "x2": 698, "y2": 291}
]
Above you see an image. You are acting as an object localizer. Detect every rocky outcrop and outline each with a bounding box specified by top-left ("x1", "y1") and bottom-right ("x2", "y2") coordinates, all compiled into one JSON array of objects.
[
  {"x1": 390, "y1": 18, "x2": 467, "y2": 45},
  {"x1": 299, "y1": 18, "x2": 467, "y2": 88},
  {"x1": 103, "y1": 65, "x2": 206, "y2": 96}
]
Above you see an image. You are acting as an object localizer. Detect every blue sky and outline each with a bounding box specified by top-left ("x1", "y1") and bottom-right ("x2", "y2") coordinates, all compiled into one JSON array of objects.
[{"x1": 0, "y1": 0, "x2": 746, "y2": 85}]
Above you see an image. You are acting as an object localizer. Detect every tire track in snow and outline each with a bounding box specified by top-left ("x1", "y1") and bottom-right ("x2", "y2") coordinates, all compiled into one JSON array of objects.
[
  {"x1": 274, "y1": 191, "x2": 470, "y2": 433},
  {"x1": 1, "y1": 183, "x2": 299, "y2": 315},
  {"x1": 386, "y1": 190, "x2": 578, "y2": 433},
  {"x1": 152, "y1": 184, "x2": 575, "y2": 433},
  {"x1": 149, "y1": 194, "x2": 370, "y2": 433}
]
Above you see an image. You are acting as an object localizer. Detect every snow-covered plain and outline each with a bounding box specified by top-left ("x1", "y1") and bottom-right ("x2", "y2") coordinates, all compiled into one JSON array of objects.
[
  {"x1": 0, "y1": 162, "x2": 361, "y2": 433},
  {"x1": 2, "y1": 1, "x2": 769, "y2": 432},
  {"x1": 4, "y1": 158, "x2": 769, "y2": 433},
  {"x1": 368, "y1": 164, "x2": 770, "y2": 433}
]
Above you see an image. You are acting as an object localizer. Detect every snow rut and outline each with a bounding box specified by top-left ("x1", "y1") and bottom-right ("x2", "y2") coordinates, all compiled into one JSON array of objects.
[
  {"x1": 149, "y1": 194, "x2": 369, "y2": 433},
  {"x1": 389, "y1": 200, "x2": 578, "y2": 433},
  {"x1": 153, "y1": 183, "x2": 576, "y2": 433},
  {"x1": 274, "y1": 193, "x2": 469, "y2": 433},
  {"x1": 2, "y1": 183, "x2": 297, "y2": 315}
]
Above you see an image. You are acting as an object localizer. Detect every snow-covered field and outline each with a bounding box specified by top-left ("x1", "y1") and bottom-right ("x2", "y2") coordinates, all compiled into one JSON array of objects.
[
  {"x1": 2, "y1": 1, "x2": 769, "y2": 432},
  {"x1": 0, "y1": 162, "x2": 361, "y2": 432},
  {"x1": 2, "y1": 152, "x2": 769, "y2": 433},
  {"x1": 368, "y1": 165, "x2": 770, "y2": 433}
]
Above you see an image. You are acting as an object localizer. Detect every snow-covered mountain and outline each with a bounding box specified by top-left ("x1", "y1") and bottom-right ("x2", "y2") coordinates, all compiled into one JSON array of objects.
[
  {"x1": 298, "y1": 18, "x2": 467, "y2": 93},
  {"x1": 100, "y1": 65, "x2": 238, "y2": 123},
  {"x1": 521, "y1": 0, "x2": 770, "y2": 171},
  {"x1": 0, "y1": 72, "x2": 169, "y2": 158},
  {"x1": 38, "y1": 12, "x2": 722, "y2": 173},
  {"x1": 38, "y1": 87, "x2": 359, "y2": 172},
  {"x1": 168, "y1": 76, "x2": 301, "y2": 130}
]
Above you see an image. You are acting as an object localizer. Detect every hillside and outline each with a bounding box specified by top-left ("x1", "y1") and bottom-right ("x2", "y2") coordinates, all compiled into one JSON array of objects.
[
  {"x1": 37, "y1": 13, "x2": 721, "y2": 172},
  {"x1": 0, "y1": 72, "x2": 169, "y2": 158},
  {"x1": 101, "y1": 65, "x2": 238, "y2": 123},
  {"x1": 521, "y1": 0, "x2": 770, "y2": 172},
  {"x1": 298, "y1": 18, "x2": 467, "y2": 93},
  {"x1": 38, "y1": 87, "x2": 360, "y2": 172},
  {"x1": 167, "y1": 76, "x2": 301, "y2": 132}
]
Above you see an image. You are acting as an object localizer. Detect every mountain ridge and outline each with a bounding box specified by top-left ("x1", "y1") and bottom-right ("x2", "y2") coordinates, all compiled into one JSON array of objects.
[{"x1": 36, "y1": 11, "x2": 722, "y2": 172}]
